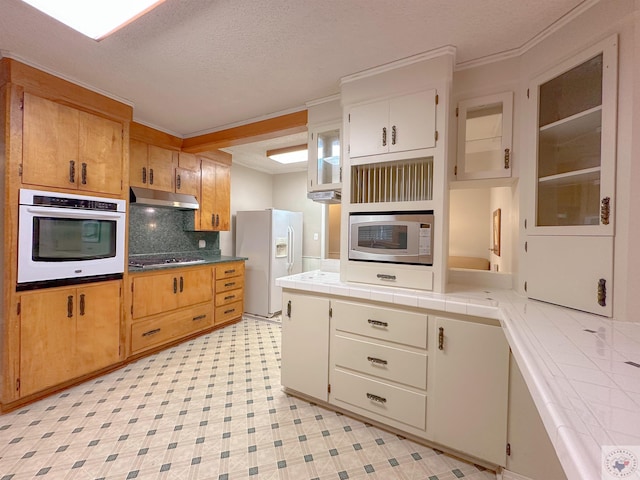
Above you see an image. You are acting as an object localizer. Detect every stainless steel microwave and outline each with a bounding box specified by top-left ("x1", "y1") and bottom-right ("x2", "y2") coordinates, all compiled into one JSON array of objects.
[{"x1": 349, "y1": 211, "x2": 434, "y2": 266}]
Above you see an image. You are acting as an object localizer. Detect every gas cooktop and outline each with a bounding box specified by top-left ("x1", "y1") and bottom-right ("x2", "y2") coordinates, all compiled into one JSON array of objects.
[{"x1": 128, "y1": 256, "x2": 206, "y2": 268}]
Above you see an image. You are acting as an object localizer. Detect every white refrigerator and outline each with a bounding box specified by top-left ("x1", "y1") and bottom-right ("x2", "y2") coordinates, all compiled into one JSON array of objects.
[{"x1": 236, "y1": 209, "x2": 303, "y2": 317}]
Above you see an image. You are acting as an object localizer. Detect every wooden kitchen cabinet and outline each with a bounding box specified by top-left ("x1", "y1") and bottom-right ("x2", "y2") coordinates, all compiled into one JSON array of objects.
[
  {"x1": 22, "y1": 93, "x2": 124, "y2": 195},
  {"x1": 281, "y1": 291, "x2": 330, "y2": 401},
  {"x1": 430, "y1": 316, "x2": 509, "y2": 466},
  {"x1": 129, "y1": 139, "x2": 177, "y2": 192},
  {"x1": 199, "y1": 157, "x2": 231, "y2": 231},
  {"x1": 348, "y1": 90, "x2": 437, "y2": 158},
  {"x1": 175, "y1": 152, "x2": 200, "y2": 198},
  {"x1": 131, "y1": 266, "x2": 212, "y2": 320},
  {"x1": 214, "y1": 262, "x2": 245, "y2": 326},
  {"x1": 19, "y1": 281, "x2": 121, "y2": 398}
]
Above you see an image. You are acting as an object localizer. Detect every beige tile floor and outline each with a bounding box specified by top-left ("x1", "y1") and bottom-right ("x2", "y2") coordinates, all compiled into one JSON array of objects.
[{"x1": 0, "y1": 317, "x2": 496, "y2": 480}]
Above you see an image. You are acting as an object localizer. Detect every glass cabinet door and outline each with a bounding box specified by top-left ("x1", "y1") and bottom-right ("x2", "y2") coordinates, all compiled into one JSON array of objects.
[{"x1": 308, "y1": 124, "x2": 341, "y2": 192}]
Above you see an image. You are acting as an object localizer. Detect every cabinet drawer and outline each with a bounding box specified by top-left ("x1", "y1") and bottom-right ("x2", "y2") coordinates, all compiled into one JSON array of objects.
[
  {"x1": 215, "y1": 300, "x2": 243, "y2": 324},
  {"x1": 215, "y1": 276, "x2": 244, "y2": 293},
  {"x1": 331, "y1": 369, "x2": 426, "y2": 430},
  {"x1": 333, "y1": 335, "x2": 427, "y2": 390},
  {"x1": 216, "y1": 262, "x2": 245, "y2": 280},
  {"x1": 332, "y1": 300, "x2": 428, "y2": 349},
  {"x1": 215, "y1": 288, "x2": 243, "y2": 307},
  {"x1": 131, "y1": 304, "x2": 213, "y2": 354}
]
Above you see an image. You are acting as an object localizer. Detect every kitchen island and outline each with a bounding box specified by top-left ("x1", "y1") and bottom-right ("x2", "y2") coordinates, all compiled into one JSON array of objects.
[{"x1": 276, "y1": 270, "x2": 640, "y2": 480}]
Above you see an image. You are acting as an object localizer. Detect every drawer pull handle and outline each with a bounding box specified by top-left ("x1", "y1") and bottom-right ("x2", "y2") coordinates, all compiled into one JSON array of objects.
[
  {"x1": 368, "y1": 319, "x2": 388, "y2": 328},
  {"x1": 224, "y1": 295, "x2": 235, "y2": 301},
  {"x1": 67, "y1": 295, "x2": 74, "y2": 318},
  {"x1": 376, "y1": 274, "x2": 396, "y2": 281},
  {"x1": 224, "y1": 269, "x2": 236, "y2": 274},
  {"x1": 438, "y1": 326, "x2": 444, "y2": 350},
  {"x1": 366, "y1": 393, "x2": 387, "y2": 404},
  {"x1": 224, "y1": 282, "x2": 236, "y2": 287},
  {"x1": 367, "y1": 356, "x2": 387, "y2": 366},
  {"x1": 223, "y1": 308, "x2": 236, "y2": 315},
  {"x1": 143, "y1": 328, "x2": 161, "y2": 337},
  {"x1": 192, "y1": 314, "x2": 207, "y2": 321}
]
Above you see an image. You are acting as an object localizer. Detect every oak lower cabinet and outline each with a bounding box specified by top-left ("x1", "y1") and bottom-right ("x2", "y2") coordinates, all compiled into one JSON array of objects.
[
  {"x1": 430, "y1": 316, "x2": 509, "y2": 466},
  {"x1": 281, "y1": 292, "x2": 331, "y2": 401},
  {"x1": 22, "y1": 93, "x2": 124, "y2": 195},
  {"x1": 129, "y1": 265, "x2": 213, "y2": 355},
  {"x1": 329, "y1": 300, "x2": 429, "y2": 436},
  {"x1": 214, "y1": 262, "x2": 245, "y2": 326},
  {"x1": 19, "y1": 281, "x2": 121, "y2": 397}
]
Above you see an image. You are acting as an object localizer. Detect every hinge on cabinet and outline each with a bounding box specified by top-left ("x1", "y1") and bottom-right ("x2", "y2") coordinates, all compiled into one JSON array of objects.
[
  {"x1": 524, "y1": 241, "x2": 528, "y2": 252},
  {"x1": 527, "y1": 88, "x2": 530, "y2": 99},
  {"x1": 524, "y1": 218, "x2": 527, "y2": 229},
  {"x1": 311, "y1": 132, "x2": 314, "y2": 140},
  {"x1": 329, "y1": 306, "x2": 333, "y2": 318},
  {"x1": 348, "y1": 113, "x2": 351, "y2": 122},
  {"x1": 131, "y1": 305, "x2": 133, "y2": 315},
  {"x1": 18, "y1": 164, "x2": 23, "y2": 177},
  {"x1": 455, "y1": 107, "x2": 458, "y2": 117},
  {"x1": 19, "y1": 98, "x2": 24, "y2": 110},
  {"x1": 434, "y1": 131, "x2": 439, "y2": 142},
  {"x1": 328, "y1": 384, "x2": 331, "y2": 393},
  {"x1": 339, "y1": 167, "x2": 342, "y2": 182},
  {"x1": 17, "y1": 302, "x2": 21, "y2": 315},
  {"x1": 506, "y1": 443, "x2": 511, "y2": 456},
  {"x1": 16, "y1": 378, "x2": 20, "y2": 391},
  {"x1": 454, "y1": 165, "x2": 457, "y2": 176},
  {"x1": 524, "y1": 281, "x2": 528, "y2": 292},
  {"x1": 435, "y1": 94, "x2": 439, "y2": 105}
]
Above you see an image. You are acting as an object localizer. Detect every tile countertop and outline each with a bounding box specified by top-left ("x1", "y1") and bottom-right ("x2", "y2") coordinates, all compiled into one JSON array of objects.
[
  {"x1": 276, "y1": 270, "x2": 640, "y2": 480},
  {"x1": 128, "y1": 255, "x2": 247, "y2": 273}
]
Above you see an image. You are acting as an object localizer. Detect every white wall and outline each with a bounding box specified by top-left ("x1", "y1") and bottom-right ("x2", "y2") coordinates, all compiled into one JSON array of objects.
[
  {"x1": 221, "y1": 163, "x2": 273, "y2": 256},
  {"x1": 449, "y1": 188, "x2": 491, "y2": 260}
]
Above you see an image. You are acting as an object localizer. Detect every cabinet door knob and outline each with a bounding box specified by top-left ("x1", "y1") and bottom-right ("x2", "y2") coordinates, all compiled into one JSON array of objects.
[
  {"x1": 149, "y1": 168, "x2": 154, "y2": 185},
  {"x1": 597, "y1": 278, "x2": 607, "y2": 306},
  {"x1": 382, "y1": 127, "x2": 387, "y2": 147},
  {"x1": 367, "y1": 319, "x2": 388, "y2": 328},
  {"x1": 79, "y1": 293, "x2": 85, "y2": 316},
  {"x1": 81, "y1": 162, "x2": 87, "y2": 185},
  {"x1": 176, "y1": 174, "x2": 181, "y2": 190},
  {"x1": 142, "y1": 167, "x2": 147, "y2": 184},
  {"x1": 179, "y1": 276, "x2": 184, "y2": 293},
  {"x1": 504, "y1": 148, "x2": 511, "y2": 169},
  {"x1": 600, "y1": 197, "x2": 611, "y2": 225},
  {"x1": 286, "y1": 300, "x2": 292, "y2": 318},
  {"x1": 69, "y1": 160, "x2": 76, "y2": 183},
  {"x1": 367, "y1": 356, "x2": 388, "y2": 366},
  {"x1": 366, "y1": 393, "x2": 387, "y2": 404},
  {"x1": 173, "y1": 277, "x2": 177, "y2": 294},
  {"x1": 67, "y1": 295, "x2": 74, "y2": 318},
  {"x1": 391, "y1": 125, "x2": 397, "y2": 145},
  {"x1": 438, "y1": 326, "x2": 444, "y2": 350}
]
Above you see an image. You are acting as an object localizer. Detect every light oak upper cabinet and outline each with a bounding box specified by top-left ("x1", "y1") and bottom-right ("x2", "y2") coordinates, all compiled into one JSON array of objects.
[
  {"x1": 348, "y1": 90, "x2": 437, "y2": 158},
  {"x1": 22, "y1": 93, "x2": 124, "y2": 195},
  {"x1": 19, "y1": 281, "x2": 121, "y2": 398},
  {"x1": 525, "y1": 35, "x2": 617, "y2": 316},
  {"x1": 175, "y1": 152, "x2": 200, "y2": 198},
  {"x1": 430, "y1": 316, "x2": 509, "y2": 466},
  {"x1": 455, "y1": 92, "x2": 513, "y2": 180},
  {"x1": 129, "y1": 139, "x2": 177, "y2": 192},
  {"x1": 199, "y1": 157, "x2": 231, "y2": 231}
]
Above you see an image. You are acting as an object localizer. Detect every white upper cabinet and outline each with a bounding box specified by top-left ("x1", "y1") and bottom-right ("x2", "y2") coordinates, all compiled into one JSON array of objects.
[
  {"x1": 348, "y1": 90, "x2": 437, "y2": 158},
  {"x1": 308, "y1": 123, "x2": 341, "y2": 192},
  {"x1": 456, "y1": 92, "x2": 513, "y2": 181}
]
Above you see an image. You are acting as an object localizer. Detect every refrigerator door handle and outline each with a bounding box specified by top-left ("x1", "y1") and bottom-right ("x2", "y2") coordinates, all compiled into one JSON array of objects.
[{"x1": 287, "y1": 225, "x2": 294, "y2": 274}]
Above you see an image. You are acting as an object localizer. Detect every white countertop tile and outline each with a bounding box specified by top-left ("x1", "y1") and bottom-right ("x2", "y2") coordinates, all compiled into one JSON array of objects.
[{"x1": 276, "y1": 270, "x2": 640, "y2": 480}]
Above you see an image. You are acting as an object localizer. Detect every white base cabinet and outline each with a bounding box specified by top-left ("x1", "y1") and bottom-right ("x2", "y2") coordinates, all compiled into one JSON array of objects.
[
  {"x1": 430, "y1": 316, "x2": 510, "y2": 466},
  {"x1": 280, "y1": 292, "x2": 330, "y2": 401}
]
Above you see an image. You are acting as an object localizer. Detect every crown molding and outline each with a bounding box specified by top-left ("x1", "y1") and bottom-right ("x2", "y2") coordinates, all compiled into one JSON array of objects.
[{"x1": 305, "y1": 93, "x2": 341, "y2": 108}]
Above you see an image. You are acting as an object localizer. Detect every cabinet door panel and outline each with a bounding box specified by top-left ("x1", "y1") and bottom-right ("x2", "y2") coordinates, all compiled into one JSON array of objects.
[
  {"x1": 20, "y1": 288, "x2": 76, "y2": 396},
  {"x1": 76, "y1": 282, "x2": 121, "y2": 377},
  {"x1": 178, "y1": 267, "x2": 213, "y2": 307},
  {"x1": 431, "y1": 317, "x2": 509, "y2": 466},
  {"x1": 214, "y1": 163, "x2": 231, "y2": 231},
  {"x1": 147, "y1": 145, "x2": 176, "y2": 192},
  {"x1": 389, "y1": 90, "x2": 436, "y2": 152},
  {"x1": 175, "y1": 167, "x2": 200, "y2": 197},
  {"x1": 22, "y1": 93, "x2": 79, "y2": 189},
  {"x1": 132, "y1": 273, "x2": 180, "y2": 319},
  {"x1": 199, "y1": 159, "x2": 216, "y2": 230},
  {"x1": 130, "y1": 139, "x2": 149, "y2": 188},
  {"x1": 78, "y1": 111, "x2": 123, "y2": 195},
  {"x1": 178, "y1": 152, "x2": 199, "y2": 171},
  {"x1": 348, "y1": 101, "x2": 389, "y2": 158}
]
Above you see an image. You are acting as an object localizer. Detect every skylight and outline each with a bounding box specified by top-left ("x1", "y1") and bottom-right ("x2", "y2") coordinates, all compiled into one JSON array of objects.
[{"x1": 20, "y1": 0, "x2": 167, "y2": 40}]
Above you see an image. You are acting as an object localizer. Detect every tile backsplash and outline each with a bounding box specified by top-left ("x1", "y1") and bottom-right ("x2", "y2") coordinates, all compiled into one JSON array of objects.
[{"x1": 128, "y1": 205, "x2": 220, "y2": 256}]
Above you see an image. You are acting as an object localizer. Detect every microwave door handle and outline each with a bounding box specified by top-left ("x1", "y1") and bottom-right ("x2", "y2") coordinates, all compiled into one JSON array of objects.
[{"x1": 24, "y1": 206, "x2": 122, "y2": 220}]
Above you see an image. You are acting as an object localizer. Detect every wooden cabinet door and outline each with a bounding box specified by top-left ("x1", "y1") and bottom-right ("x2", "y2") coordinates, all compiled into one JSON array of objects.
[
  {"x1": 214, "y1": 163, "x2": 231, "y2": 230},
  {"x1": 20, "y1": 288, "x2": 77, "y2": 397},
  {"x1": 431, "y1": 317, "x2": 509, "y2": 466},
  {"x1": 175, "y1": 167, "x2": 200, "y2": 197},
  {"x1": 130, "y1": 139, "x2": 149, "y2": 188},
  {"x1": 147, "y1": 145, "x2": 176, "y2": 192},
  {"x1": 199, "y1": 159, "x2": 216, "y2": 231},
  {"x1": 178, "y1": 152, "x2": 199, "y2": 171},
  {"x1": 348, "y1": 100, "x2": 389, "y2": 158},
  {"x1": 177, "y1": 267, "x2": 213, "y2": 307},
  {"x1": 22, "y1": 93, "x2": 79, "y2": 189},
  {"x1": 281, "y1": 292, "x2": 330, "y2": 401},
  {"x1": 389, "y1": 90, "x2": 436, "y2": 152},
  {"x1": 132, "y1": 272, "x2": 180, "y2": 319},
  {"x1": 75, "y1": 282, "x2": 121, "y2": 377},
  {"x1": 78, "y1": 111, "x2": 123, "y2": 195}
]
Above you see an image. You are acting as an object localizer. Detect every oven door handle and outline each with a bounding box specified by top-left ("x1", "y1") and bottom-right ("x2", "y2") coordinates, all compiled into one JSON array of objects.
[{"x1": 23, "y1": 206, "x2": 123, "y2": 220}]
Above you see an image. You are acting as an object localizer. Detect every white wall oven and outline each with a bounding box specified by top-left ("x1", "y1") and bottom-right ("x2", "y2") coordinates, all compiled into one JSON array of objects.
[
  {"x1": 349, "y1": 211, "x2": 434, "y2": 266},
  {"x1": 18, "y1": 189, "x2": 126, "y2": 289}
]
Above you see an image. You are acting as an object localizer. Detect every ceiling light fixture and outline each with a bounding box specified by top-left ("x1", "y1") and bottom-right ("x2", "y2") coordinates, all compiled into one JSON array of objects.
[
  {"x1": 20, "y1": 0, "x2": 167, "y2": 40},
  {"x1": 267, "y1": 144, "x2": 308, "y2": 164}
]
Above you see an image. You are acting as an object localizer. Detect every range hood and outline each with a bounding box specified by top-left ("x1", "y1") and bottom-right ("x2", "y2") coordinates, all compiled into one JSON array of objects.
[
  {"x1": 130, "y1": 187, "x2": 199, "y2": 210},
  {"x1": 307, "y1": 190, "x2": 341, "y2": 204}
]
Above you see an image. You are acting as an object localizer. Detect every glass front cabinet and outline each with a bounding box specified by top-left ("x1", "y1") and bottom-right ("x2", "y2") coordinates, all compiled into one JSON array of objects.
[
  {"x1": 308, "y1": 123, "x2": 341, "y2": 192},
  {"x1": 525, "y1": 35, "x2": 617, "y2": 316}
]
